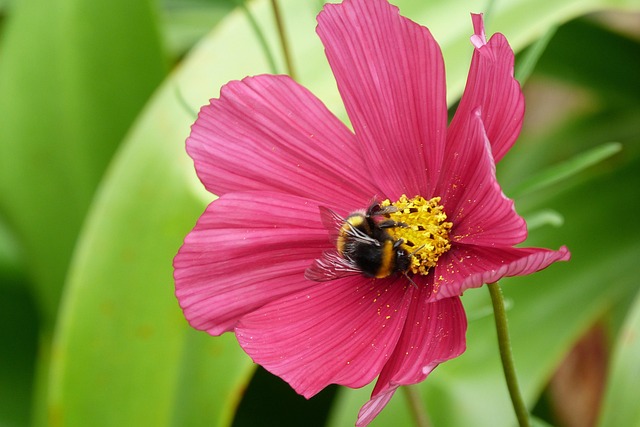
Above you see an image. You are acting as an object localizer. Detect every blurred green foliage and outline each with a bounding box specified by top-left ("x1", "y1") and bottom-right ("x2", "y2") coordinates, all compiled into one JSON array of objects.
[{"x1": 0, "y1": 0, "x2": 639, "y2": 426}]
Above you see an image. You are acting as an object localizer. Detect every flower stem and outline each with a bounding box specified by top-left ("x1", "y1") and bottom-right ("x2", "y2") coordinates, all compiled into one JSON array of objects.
[
  {"x1": 237, "y1": 0, "x2": 279, "y2": 75},
  {"x1": 488, "y1": 282, "x2": 531, "y2": 427},
  {"x1": 402, "y1": 385, "x2": 431, "y2": 427},
  {"x1": 270, "y1": 0, "x2": 297, "y2": 80}
]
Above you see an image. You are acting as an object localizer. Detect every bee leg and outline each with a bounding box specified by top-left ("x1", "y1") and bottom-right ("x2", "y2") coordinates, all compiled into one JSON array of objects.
[
  {"x1": 392, "y1": 238, "x2": 406, "y2": 249},
  {"x1": 378, "y1": 219, "x2": 408, "y2": 229},
  {"x1": 367, "y1": 203, "x2": 401, "y2": 219},
  {"x1": 403, "y1": 271, "x2": 419, "y2": 289}
]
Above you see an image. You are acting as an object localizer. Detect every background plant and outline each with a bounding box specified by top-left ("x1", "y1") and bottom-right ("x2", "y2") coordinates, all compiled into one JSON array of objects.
[{"x1": 0, "y1": 0, "x2": 638, "y2": 426}]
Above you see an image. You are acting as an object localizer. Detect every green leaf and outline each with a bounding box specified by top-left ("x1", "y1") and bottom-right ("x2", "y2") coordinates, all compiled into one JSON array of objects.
[
  {"x1": 47, "y1": 1, "x2": 303, "y2": 425},
  {"x1": 0, "y1": 0, "x2": 10, "y2": 15},
  {"x1": 597, "y1": 291, "x2": 640, "y2": 427},
  {"x1": 0, "y1": 0, "x2": 167, "y2": 324},
  {"x1": 532, "y1": 415, "x2": 557, "y2": 427},
  {"x1": 0, "y1": 281, "x2": 39, "y2": 427},
  {"x1": 0, "y1": 217, "x2": 23, "y2": 284},
  {"x1": 534, "y1": 18, "x2": 640, "y2": 106},
  {"x1": 170, "y1": 332, "x2": 255, "y2": 427},
  {"x1": 160, "y1": 0, "x2": 237, "y2": 59},
  {"x1": 523, "y1": 209, "x2": 565, "y2": 231},
  {"x1": 46, "y1": 79, "x2": 255, "y2": 423},
  {"x1": 45, "y1": 68, "x2": 252, "y2": 423},
  {"x1": 509, "y1": 142, "x2": 622, "y2": 198},
  {"x1": 516, "y1": 25, "x2": 558, "y2": 84}
]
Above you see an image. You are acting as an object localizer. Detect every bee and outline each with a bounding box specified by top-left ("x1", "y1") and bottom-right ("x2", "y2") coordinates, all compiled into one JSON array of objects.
[{"x1": 305, "y1": 202, "x2": 415, "y2": 283}]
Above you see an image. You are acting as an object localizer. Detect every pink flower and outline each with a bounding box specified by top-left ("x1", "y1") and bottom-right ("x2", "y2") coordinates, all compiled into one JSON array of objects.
[{"x1": 174, "y1": 0, "x2": 570, "y2": 424}]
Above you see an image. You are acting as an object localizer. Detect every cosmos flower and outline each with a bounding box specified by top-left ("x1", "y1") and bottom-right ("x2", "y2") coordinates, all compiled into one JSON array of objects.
[{"x1": 173, "y1": 0, "x2": 570, "y2": 424}]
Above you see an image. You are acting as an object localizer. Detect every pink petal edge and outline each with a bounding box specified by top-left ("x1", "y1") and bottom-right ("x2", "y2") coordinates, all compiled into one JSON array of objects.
[
  {"x1": 357, "y1": 388, "x2": 397, "y2": 427},
  {"x1": 430, "y1": 244, "x2": 571, "y2": 301},
  {"x1": 187, "y1": 74, "x2": 378, "y2": 207},
  {"x1": 174, "y1": 192, "x2": 332, "y2": 335},
  {"x1": 470, "y1": 13, "x2": 486, "y2": 48},
  {"x1": 451, "y1": 13, "x2": 525, "y2": 163},
  {"x1": 357, "y1": 295, "x2": 467, "y2": 425},
  {"x1": 439, "y1": 108, "x2": 527, "y2": 248}
]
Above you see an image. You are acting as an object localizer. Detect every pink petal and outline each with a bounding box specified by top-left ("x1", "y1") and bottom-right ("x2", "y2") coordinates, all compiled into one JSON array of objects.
[
  {"x1": 469, "y1": 13, "x2": 487, "y2": 48},
  {"x1": 357, "y1": 295, "x2": 467, "y2": 426},
  {"x1": 174, "y1": 192, "x2": 331, "y2": 335},
  {"x1": 438, "y1": 109, "x2": 527, "y2": 247},
  {"x1": 317, "y1": 0, "x2": 447, "y2": 200},
  {"x1": 187, "y1": 74, "x2": 378, "y2": 206},
  {"x1": 357, "y1": 390, "x2": 396, "y2": 427},
  {"x1": 374, "y1": 295, "x2": 467, "y2": 388},
  {"x1": 430, "y1": 244, "x2": 571, "y2": 300},
  {"x1": 236, "y1": 276, "x2": 414, "y2": 398},
  {"x1": 450, "y1": 14, "x2": 524, "y2": 163}
]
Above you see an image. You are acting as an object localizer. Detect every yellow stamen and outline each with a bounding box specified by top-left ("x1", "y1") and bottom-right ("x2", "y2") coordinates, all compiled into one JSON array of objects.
[{"x1": 381, "y1": 195, "x2": 452, "y2": 275}]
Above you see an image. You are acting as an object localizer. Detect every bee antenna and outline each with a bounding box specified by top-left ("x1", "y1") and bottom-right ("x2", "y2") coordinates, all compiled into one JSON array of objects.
[{"x1": 409, "y1": 244, "x2": 426, "y2": 256}]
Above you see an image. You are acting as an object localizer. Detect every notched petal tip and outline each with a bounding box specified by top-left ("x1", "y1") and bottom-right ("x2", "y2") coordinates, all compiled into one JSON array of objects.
[
  {"x1": 452, "y1": 12, "x2": 523, "y2": 163},
  {"x1": 429, "y1": 244, "x2": 572, "y2": 301},
  {"x1": 557, "y1": 244, "x2": 572, "y2": 261},
  {"x1": 356, "y1": 388, "x2": 397, "y2": 427},
  {"x1": 470, "y1": 13, "x2": 486, "y2": 48}
]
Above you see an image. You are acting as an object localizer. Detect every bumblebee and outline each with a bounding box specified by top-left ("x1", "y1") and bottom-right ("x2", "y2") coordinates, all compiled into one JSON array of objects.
[{"x1": 305, "y1": 202, "x2": 413, "y2": 282}]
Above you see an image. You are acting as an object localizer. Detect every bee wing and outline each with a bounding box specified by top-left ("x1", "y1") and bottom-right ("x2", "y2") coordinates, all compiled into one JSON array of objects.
[
  {"x1": 318, "y1": 206, "x2": 346, "y2": 242},
  {"x1": 319, "y1": 206, "x2": 380, "y2": 245},
  {"x1": 304, "y1": 251, "x2": 362, "y2": 282}
]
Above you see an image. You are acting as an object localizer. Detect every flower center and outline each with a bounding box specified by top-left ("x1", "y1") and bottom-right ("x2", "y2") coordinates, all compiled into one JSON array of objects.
[{"x1": 380, "y1": 195, "x2": 452, "y2": 276}]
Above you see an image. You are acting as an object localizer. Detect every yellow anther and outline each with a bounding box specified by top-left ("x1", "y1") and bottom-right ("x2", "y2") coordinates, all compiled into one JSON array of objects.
[{"x1": 381, "y1": 195, "x2": 452, "y2": 275}]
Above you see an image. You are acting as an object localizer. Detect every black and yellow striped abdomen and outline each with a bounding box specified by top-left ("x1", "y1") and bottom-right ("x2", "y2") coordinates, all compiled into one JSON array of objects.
[{"x1": 336, "y1": 209, "x2": 408, "y2": 278}]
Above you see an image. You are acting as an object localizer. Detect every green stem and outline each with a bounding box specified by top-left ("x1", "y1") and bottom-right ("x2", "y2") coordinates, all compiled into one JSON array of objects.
[
  {"x1": 236, "y1": 0, "x2": 279, "y2": 75},
  {"x1": 173, "y1": 85, "x2": 198, "y2": 119},
  {"x1": 488, "y1": 282, "x2": 531, "y2": 427},
  {"x1": 270, "y1": 0, "x2": 297, "y2": 80},
  {"x1": 402, "y1": 385, "x2": 431, "y2": 427}
]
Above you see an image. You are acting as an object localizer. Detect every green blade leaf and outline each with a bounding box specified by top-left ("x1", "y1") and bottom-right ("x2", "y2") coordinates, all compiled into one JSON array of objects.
[
  {"x1": 534, "y1": 18, "x2": 640, "y2": 106},
  {"x1": 0, "y1": 282, "x2": 39, "y2": 427},
  {"x1": 597, "y1": 291, "x2": 640, "y2": 427},
  {"x1": 523, "y1": 209, "x2": 565, "y2": 231},
  {"x1": 516, "y1": 25, "x2": 558, "y2": 84},
  {"x1": 47, "y1": 1, "x2": 305, "y2": 425},
  {"x1": 0, "y1": 0, "x2": 167, "y2": 323},
  {"x1": 160, "y1": 0, "x2": 237, "y2": 59},
  {"x1": 0, "y1": 217, "x2": 24, "y2": 282},
  {"x1": 509, "y1": 142, "x2": 622, "y2": 198}
]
